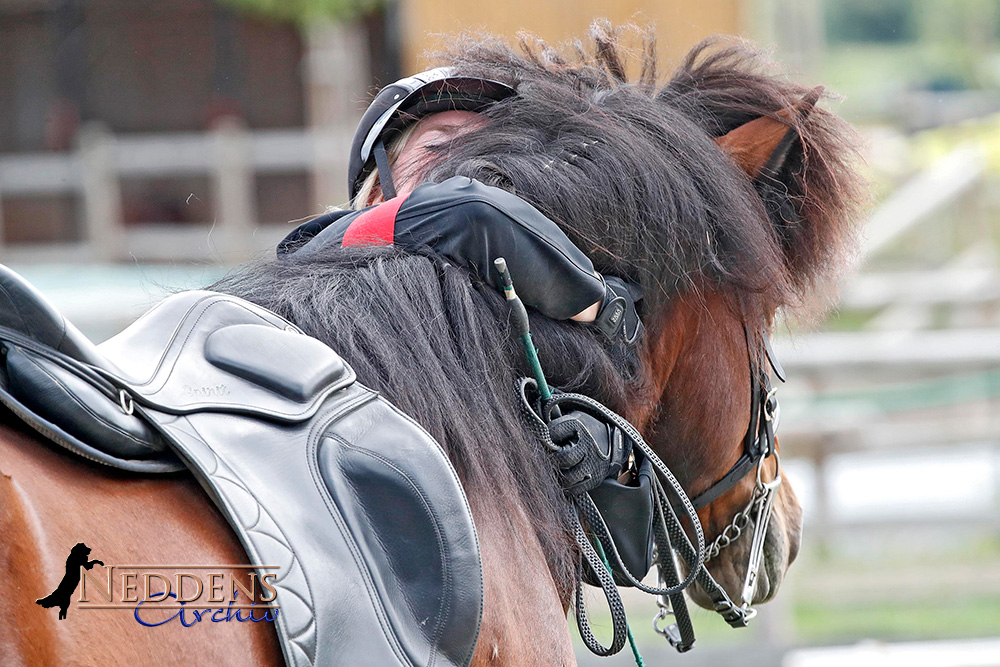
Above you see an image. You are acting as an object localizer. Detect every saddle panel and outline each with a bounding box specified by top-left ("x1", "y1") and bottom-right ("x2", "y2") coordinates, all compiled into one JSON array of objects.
[
  {"x1": 4, "y1": 346, "x2": 172, "y2": 464},
  {"x1": 0, "y1": 371, "x2": 184, "y2": 473}
]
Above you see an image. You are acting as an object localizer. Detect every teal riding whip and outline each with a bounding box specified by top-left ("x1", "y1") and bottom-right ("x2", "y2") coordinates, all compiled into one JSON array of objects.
[{"x1": 493, "y1": 257, "x2": 553, "y2": 402}]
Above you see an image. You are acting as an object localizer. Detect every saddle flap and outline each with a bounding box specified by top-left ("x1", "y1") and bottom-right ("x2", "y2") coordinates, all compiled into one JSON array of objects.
[
  {"x1": 152, "y1": 381, "x2": 483, "y2": 667},
  {"x1": 3, "y1": 346, "x2": 174, "y2": 465}
]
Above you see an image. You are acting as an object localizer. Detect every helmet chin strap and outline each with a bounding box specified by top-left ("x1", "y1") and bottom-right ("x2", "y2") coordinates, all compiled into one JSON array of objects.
[{"x1": 372, "y1": 139, "x2": 397, "y2": 200}]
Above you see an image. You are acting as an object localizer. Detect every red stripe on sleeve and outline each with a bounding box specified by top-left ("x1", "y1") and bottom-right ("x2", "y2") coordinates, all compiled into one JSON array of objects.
[{"x1": 341, "y1": 196, "x2": 405, "y2": 247}]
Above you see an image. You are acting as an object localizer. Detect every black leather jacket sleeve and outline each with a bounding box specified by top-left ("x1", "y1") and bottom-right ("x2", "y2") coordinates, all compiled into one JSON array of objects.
[{"x1": 277, "y1": 176, "x2": 607, "y2": 321}]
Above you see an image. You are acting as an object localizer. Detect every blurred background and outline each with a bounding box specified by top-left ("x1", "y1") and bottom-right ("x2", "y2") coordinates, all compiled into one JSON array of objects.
[{"x1": 1, "y1": 0, "x2": 998, "y2": 665}]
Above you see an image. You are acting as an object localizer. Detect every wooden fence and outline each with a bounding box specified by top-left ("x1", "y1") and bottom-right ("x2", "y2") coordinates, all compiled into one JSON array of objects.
[{"x1": 0, "y1": 121, "x2": 351, "y2": 263}]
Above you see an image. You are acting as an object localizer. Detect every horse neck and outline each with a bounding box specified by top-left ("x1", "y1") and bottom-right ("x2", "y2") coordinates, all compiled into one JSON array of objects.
[{"x1": 463, "y1": 474, "x2": 577, "y2": 665}]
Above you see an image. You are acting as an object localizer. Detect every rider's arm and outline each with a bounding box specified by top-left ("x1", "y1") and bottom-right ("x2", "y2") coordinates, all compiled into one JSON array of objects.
[{"x1": 278, "y1": 176, "x2": 641, "y2": 341}]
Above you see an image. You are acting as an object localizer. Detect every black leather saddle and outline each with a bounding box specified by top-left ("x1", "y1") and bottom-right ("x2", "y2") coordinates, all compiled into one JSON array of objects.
[{"x1": 0, "y1": 264, "x2": 483, "y2": 667}]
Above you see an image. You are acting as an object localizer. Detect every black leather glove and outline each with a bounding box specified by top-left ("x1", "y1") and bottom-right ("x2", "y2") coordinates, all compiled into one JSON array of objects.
[
  {"x1": 547, "y1": 410, "x2": 629, "y2": 496},
  {"x1": 593, "y1": 276, "x2": 644, "y2": 345}
]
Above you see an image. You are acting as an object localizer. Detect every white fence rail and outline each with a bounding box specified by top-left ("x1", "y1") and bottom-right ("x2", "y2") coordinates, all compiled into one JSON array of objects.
[
  {"x1": 775, "y1": 328, "x2": 1000, "y2": 371},
  {"x1": 0, "y1": 122, "x2": 351, "y2": 262},
  {"x1": 862, "y1": 143, "x2": 987, "y2": 260}
]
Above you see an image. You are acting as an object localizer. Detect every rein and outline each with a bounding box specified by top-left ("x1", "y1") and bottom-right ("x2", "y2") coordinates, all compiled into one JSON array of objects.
[
  {"x1": 496, "y1": 258, "x2": 784, "y2": 659},
  {"x1": 691, "y1": 323, "x2": 784, "y2": 606}
]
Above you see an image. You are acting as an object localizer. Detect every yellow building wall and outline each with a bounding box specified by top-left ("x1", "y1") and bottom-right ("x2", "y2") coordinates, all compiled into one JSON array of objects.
[{"x1": 398, "y1": 0, "x2": 750, "y2": 74}]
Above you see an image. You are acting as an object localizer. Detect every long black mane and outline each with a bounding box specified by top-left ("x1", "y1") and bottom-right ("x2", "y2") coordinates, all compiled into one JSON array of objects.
[
  {"x1": 213, "y1": 246, "x2": 626, "y2": 594},
  {"x1": 213, "y1": 24, "x2": 862, "y2": 597}
]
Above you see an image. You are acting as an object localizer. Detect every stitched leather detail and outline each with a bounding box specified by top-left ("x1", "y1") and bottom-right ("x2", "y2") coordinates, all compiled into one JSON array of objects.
[{"x1": 162, "y1": 415, "x2": 319, "y2": 667}]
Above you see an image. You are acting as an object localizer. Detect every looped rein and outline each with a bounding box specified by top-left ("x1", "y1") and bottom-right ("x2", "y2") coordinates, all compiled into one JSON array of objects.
[{"x1": 517, "y1": 379, "x2": 755, "y2": 658}]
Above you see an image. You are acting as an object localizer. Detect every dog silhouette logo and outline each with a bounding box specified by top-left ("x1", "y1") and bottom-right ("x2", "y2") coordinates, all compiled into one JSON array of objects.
[{"x1": 36, "y1": 542, "x2": 103, "y2": 620}]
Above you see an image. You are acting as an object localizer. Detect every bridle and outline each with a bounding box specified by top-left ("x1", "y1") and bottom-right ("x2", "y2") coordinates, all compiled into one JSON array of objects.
[
  {"x1": 690, "y1": 326, "x2": 784, "y2": 512},
  {"x1": 497, "y1": 229, "x2": 788, "y2": 657},
  {"x1": 652, "y1": 322, "x2": 786, "y2": 648},
  {"x1": 691, "y1": 324, "x2": 785, "y2": 568},
  {"x1": 348, "y1": 69, "x2": 791, "y2": 659},
  {"x1": 518, "y1": 313, "x2": 787, "y2": 658}
]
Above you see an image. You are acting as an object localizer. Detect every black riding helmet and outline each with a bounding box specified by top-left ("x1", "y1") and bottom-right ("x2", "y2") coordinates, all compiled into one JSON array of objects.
[{"x1": 347, "y1": 67, "x2": 516, "y2": 203}]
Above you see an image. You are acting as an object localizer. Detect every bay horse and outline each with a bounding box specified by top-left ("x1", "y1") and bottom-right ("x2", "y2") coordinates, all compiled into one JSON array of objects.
[{"x1": 0, "y1": 26, "x2": 863, "y2": 665}]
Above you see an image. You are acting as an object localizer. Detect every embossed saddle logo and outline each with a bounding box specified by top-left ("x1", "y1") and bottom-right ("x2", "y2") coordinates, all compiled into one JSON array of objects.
[{"x1": 182, "y1": 384, "x2": 230, "y2": 399}]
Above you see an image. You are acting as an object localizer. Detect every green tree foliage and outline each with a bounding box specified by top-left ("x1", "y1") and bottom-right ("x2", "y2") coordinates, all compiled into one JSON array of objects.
[
  {"x1": 825, "y1": 0, "x2": 916, "y2": 44},
  {"x1": 217, "y1": 0, "x2": 385, "y2": 24}
]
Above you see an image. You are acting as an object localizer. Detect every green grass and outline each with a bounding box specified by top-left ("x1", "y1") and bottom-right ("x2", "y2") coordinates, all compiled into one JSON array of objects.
[
  {"x1": 570, "y1": 541, "x2": 1000, "y2": 653},
  {"x1": 794, "y1": 595, "x2": 1000, "y2": 642},
  {"x1": 571, "y1": 591, "x2": 1000, "y2": 654}
]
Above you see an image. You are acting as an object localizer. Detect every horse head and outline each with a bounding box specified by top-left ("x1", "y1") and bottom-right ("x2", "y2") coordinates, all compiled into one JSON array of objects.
[
  {"x1": 211, "y1": 26, "x2": 865, "y2": 659},
  {"x1": 415, "y1": 24, "x2": 865, "y2": 609}
]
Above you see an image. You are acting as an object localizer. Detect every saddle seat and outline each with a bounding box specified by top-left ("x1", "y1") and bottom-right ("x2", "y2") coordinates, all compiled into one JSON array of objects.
[
  {"x1": 0, "y1": 264, "x2": 483, "y2": 667},
  {"x1": 0, "y1": 264, "x2": 182, "y2": 469},
  {"x1": 0, "y1": 264, "x2": 106, "y2": 366}
]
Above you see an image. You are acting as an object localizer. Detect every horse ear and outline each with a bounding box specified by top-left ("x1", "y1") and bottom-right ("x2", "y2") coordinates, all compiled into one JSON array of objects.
[{"x1": 714, "y1": 86, "x2": 823, "y2": 182}]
